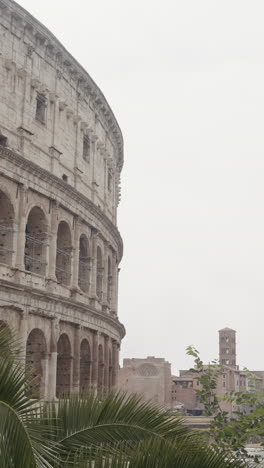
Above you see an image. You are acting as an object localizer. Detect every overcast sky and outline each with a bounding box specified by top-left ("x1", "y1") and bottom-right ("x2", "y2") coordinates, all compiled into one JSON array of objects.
[{"x1": 18, "y1": 0, "x2": 264, "y2": 373}]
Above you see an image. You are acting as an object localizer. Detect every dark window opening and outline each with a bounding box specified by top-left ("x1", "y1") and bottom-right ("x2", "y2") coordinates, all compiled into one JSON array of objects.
[
  {"x1": 0, "y1": 134, "x2": 7, "y2": 147},
  {"x1": 62, "y1": 174, "x2": 68, "y2": 183},
  {"x1": 107, "y1": 169, "x2": 112, "y2": 191},
  {"x1": 83, "y1": 135, "x2": 90, "y2": 161},
  {"x1": 35, "y1": 94, "x2": 46, "y2": 124}
]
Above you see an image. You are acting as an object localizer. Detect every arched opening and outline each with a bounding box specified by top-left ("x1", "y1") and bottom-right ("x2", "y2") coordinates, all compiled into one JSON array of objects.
[
  {"x1": 96, "y1": 246, "x2": 103, "y2": 300},
  {"x1": 108, "y1": 349, "x2": 113, "y2": 392},
  {"x1": 0, "y1": 190, "x2": 14, "y2": 266},
  {"x1": 107, "y1": 256, "x2": 112, "y2": 304},
  {"x1": 26, "y1": 328, "x2": 47, "y2": 396},
  {"x1": 78, "y1": 234, "x2": 90, "y2": 293},
  {"x1": 56, "y1": 221, "x2": 72, "y2": 285},
  {"x1": 80, "y1": 338, "x2": 91, "y2": 393},
  {"x1": 56, "y1": 333, "x2": 72, "y2": 397},
  {"x1": 24, "y1": 207, "x2": 47, "y2": 275},
  {"x1": 98, "y1": 344, "x2": 104, "y2": 398}
]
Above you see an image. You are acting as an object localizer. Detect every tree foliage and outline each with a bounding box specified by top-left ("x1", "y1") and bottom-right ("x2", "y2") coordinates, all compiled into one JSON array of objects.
[
  {"x1": 186, "y1": 345, "x2": 264, "y2": 464},
  {"x1": 0, "y1": 328, "x2": 248, "y2": 467}
]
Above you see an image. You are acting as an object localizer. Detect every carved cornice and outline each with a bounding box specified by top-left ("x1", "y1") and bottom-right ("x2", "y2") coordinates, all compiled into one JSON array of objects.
[
  {"x1": 0, "y1": 278, "x2": 126, "y2": 339},
  {"x1": 0, "y1": 146, "x2": 123, "y2": 260},
  {"x1": 0, "y1": 0, "x2": 123, "y2": 169}
]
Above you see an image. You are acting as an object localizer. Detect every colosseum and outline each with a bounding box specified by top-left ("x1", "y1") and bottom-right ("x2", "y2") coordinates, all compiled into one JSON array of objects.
[{"x1": 0, "y1": 0, "x2": 125, "y2": 400}]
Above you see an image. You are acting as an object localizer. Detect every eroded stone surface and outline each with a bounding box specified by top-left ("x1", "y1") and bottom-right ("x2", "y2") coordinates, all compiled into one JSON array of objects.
[{"x1": 0, "y1": 0, "x2": 124, "y2": 400}]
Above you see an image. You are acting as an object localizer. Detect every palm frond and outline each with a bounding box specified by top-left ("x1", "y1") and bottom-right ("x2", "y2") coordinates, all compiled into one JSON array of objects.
[
  {"x1": 0, "y1": 326, "x2": 21, "y2": 362},
  {"x1": 67, "y1": 438, "x2": 248, "y2": 468},
  {"x1": 41, "y1": 392, "x2": 202, "y2": 465},
  {"x1": 0, "y1": 356, "x2": 57, "y2": 467}
]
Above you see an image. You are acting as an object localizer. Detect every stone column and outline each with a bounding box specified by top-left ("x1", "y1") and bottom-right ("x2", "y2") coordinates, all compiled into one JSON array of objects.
[
  {"x1": 91, "y1": 134, "x2": 98, "y2": 203},
  {"x1": 110, "y1": 253, "x2": 118, "y2": 315},
  {"x1": 41, "y1": 352, "x2": 50, "y2": 400},
  {"x1": 73, "y1": 114, "x2": 80, "y2": 190},
  {"x1": 104, "y1": 336, "x2": 109, "y2": 395},
  {"x1": 112, "y1": 340, "x2": 120, "y2": 388},
  {"x1": 15, "y1": 184, "x2": 28, "y2": 270},
  {"x1": 72, "y1": 324, "x2": 81, "y2": 394},
  {"x1": 89, "y1": 230, "x2": 99, "y2": 300},
  {"x1": 47, "y1": 201, "x2": 59, "y2": 280},
  {"x1": 103, "y1": 151, "x2": 107, "y2": 208},
  {"x1": 71, "y1": 216, "x2": 81, "y2": 291},
  {"x1": 19, "y1": 309, "x2": 28, "y2": 362},
  {"x1": 91, "y1": 331, "x2": 98, "y2": 393},
  {"x1": 47, "y1": 317, "x2": 59, "y2": 401},
  {"x1": 102, "y1": 245, "x2": 108, "y2": 306}
]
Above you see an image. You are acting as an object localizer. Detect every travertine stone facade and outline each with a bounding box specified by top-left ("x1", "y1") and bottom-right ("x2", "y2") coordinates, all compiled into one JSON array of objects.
[{"x1": 0, "y1": 0, "x2": 125, "y2": 400}]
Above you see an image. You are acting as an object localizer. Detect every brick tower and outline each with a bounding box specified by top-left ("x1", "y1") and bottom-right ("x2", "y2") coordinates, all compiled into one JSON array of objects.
[{"x1": 219, "y1": 328, "x2": 236, "y2": 368}]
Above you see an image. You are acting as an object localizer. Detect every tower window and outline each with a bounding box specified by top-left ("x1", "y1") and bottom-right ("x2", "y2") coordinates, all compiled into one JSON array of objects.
[
  {"x1": 35, "y1": 94, "x2": 46, "y2": 124},
  {"x1": 83, "y1": 135, "x2": 90, "y2": 161},
  {"x1": 62, "y1": 174, "x2": 68, "y2": 183}
]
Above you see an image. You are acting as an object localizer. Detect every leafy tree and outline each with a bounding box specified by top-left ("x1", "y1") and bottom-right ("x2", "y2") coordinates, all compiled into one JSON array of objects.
[
  {"x1": 0, "y1": 327, "x2": 247, "y2": 467},
  {"x1": 186, "y1": 345, "x2": 264, "y2": 463}
]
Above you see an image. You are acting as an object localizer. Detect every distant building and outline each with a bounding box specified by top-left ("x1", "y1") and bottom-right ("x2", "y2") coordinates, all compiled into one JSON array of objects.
[
  {"x1": 219, "y1": 327, "x2": 236, "y2": 367},
  {"x1": 119, "y1": 328, "x2": 264, "y2": 415},
  {"x1": 118, "y1": 357, "x2": 172, "y2": 407},
  {"x1": 171, "y1": 328, "x2": 263, "y2": 416}
]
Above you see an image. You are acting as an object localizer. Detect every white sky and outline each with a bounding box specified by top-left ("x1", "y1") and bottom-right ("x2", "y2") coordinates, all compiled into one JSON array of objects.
[{"x1": 18, "y1": 0, "x2": 264, "y2": 373}]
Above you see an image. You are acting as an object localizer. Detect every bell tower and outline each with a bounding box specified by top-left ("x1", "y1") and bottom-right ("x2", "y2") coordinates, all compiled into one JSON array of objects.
[{"x1": 219, "y1": 328, "x2": 236, "y2": 368}]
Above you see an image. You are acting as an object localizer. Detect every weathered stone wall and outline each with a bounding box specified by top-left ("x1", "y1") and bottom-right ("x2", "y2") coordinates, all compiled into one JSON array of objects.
[
  {"x1": 0, "y1": 0, "x2": 124, "y2": 400},
  {"x1": 118, "y1": 357, "x2": 172, "y2": 408}
]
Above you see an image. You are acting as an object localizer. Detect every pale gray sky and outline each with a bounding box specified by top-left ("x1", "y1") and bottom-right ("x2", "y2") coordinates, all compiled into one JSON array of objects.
[{"x1": 18, "y1": 0, "x2": 264, "y2": 373}]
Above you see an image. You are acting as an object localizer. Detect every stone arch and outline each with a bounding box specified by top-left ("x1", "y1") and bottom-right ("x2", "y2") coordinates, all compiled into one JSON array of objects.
[
  {"x1": 78, "y1": 234, "x2": 90, "y2": 293},
  {"x1": 80, "y1": 338, "x2": 91, "y2": 393},
  {"x1": 98, "y1": 343, "x2": 104, "y2": 398},
  {"x1": 56, "y1": 333, "x2": 72, "y2": 397},
  {"x1": 24, "y1": 206, "x2": 47, "y2": 275},
  {"x1": 0, "y1": 189, "x2": 14, "y2": 266},
  {"x1": 107, "y1": 255, "x2": 112, "y2": 304},
  {"x1": 26, "y1": 328, "x2": 47, "y2": 396},
  {"x1": 56, "y1": 221, "x2": 72, "y2": 285},
  {"x1": 136, "y1": 363, "x2": 158, "y2": 377},
  {"x1": 96, "y1": 246, "x2": 103, "y2": 300}
]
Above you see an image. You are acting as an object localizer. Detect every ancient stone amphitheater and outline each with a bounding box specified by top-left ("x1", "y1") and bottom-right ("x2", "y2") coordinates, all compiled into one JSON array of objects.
[{"x1": 0, "y1": 0, "x2": 125, "y2": 399}]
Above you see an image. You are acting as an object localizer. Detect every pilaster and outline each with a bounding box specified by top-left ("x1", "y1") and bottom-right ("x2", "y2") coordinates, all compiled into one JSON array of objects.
[
  {"x1": 71, "y1": 216, "x2": 82, "y2": 292},
  {"x1": 19, "y1": 309, "x2": 28, "y2": 362},
  {"x1": 112, "y1": 339, "x2": 119, "y2": 388},
  {"x1": 15, "y1": 184, "x2": 28, "y2": 270},
  {"x1": 91, "y1": 330, "x2": 98, "y2": 393},
  {"x1": 104, "y1": 335, "x2": 109, "y2": 395},
  {"x1": 47, "y1": 200, "x2": 59, "y2": 281},
  {"x1": 47, "y1": 317, "x2": 59, "y2": 401},
  {"x1": 72, "y1": 324, "x2": 81, "y2": 394}
]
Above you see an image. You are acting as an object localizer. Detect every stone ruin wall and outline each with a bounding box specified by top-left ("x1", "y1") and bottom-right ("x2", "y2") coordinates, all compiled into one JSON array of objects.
[{"x1": 0, "y1": 0, "x2": 125, "y2": 400}]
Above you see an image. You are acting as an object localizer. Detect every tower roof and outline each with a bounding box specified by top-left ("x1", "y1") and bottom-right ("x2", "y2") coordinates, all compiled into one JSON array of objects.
[{"x1": 218, "y1": 327, "x2": 236, "y2": 333}]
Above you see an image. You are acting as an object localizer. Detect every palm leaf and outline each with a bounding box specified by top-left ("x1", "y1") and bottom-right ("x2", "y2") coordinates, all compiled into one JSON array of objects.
[
  {"x1": 61, "y1": 438, "x2": 248, "y2": 468},
  {"x1": 0, "y1": 331, "x2": 57, "y2": 468},
  {"x1": 71, "y1": 438, "x2": 249, "y2": 468},
  {"x1": 42, "y1": 392, "x2": 200, "y2": 464}
]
